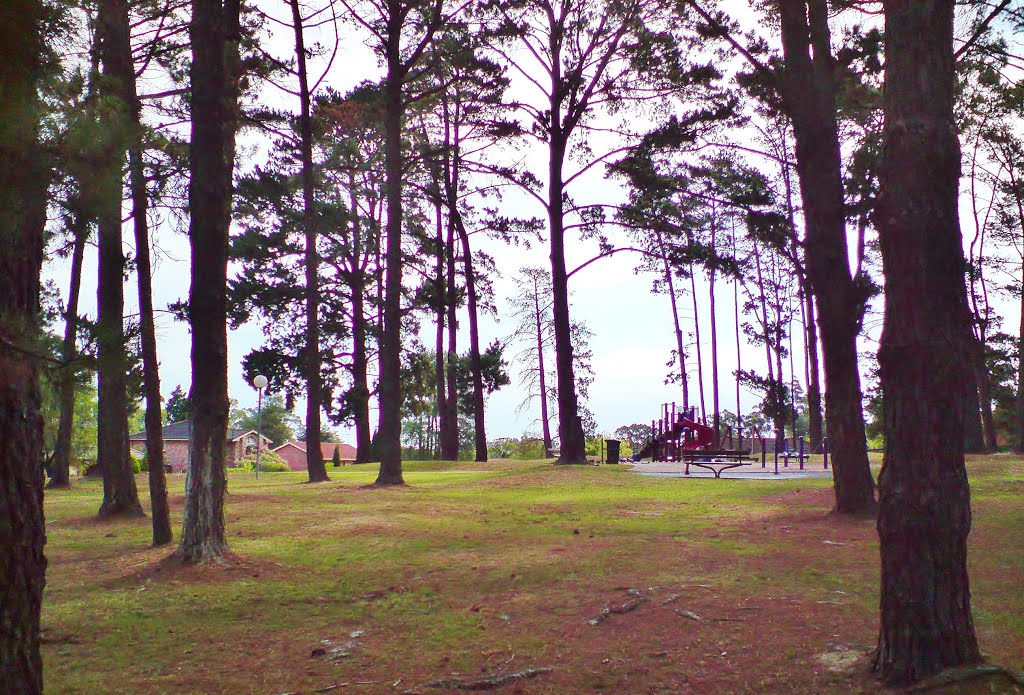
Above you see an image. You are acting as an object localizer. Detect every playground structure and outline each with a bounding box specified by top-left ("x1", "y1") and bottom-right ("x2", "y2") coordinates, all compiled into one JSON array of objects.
[
  {"x1": 633, "y1": 403, "x2": 715, "y2": 461},
  {"x1": 634, "y1": 402, "x2": 830, "y2": 476}
]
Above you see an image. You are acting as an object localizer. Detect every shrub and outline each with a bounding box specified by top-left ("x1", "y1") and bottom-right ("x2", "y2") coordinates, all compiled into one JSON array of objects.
[{"x1": 230, "y1": 450, "x2": 292, "y2": 472}]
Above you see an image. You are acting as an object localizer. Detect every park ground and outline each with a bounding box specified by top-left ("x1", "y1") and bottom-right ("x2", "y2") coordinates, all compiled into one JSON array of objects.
[{"x1": 42, "y1": 455, "x2": 1023, "y2": 694}]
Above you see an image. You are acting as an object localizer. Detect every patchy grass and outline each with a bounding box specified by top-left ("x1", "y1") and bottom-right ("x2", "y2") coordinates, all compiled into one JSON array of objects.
[{"x1": 41, "y1": 456, "x2": 1023, "y2": 694}]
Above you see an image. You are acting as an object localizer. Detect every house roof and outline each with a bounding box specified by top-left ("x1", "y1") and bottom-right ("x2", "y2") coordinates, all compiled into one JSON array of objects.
[{"x1": 129, "y1": 420, "x2": 267, "y2": 442}]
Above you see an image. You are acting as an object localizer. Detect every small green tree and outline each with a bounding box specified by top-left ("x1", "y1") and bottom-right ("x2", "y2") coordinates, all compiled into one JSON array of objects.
[
  {"x1": 232, "y1": 393, "x2": 300, "y2": 447},
  {"x1": 165, "y1": 385, "x2": 191, "y2": 422}
]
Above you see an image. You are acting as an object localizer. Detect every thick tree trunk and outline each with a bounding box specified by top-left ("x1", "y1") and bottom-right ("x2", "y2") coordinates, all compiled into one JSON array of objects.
[
  {"x1": 291, "y1": 0, "x2": 328, "y2": 483},
  {"x1": 96, "y1": 0, "x2": 143, "y2": 519},
  {"x1": 872, "y1": 0, "x2": 981, "y2": 684},
  {"x1": 176, "y1": 0, "x2": 242, "y2": 562},
  {"x1": 777, "y1": 0, "x2": 874, "y2": 513},
  {"x1": 131, "y1": 138, "x2": 172, "y2": 545},
  {"x1": 0, "y1": 8, "x2": 49, "y2": 682},
  {"x1": 49, "y1": 220, "x2": 87, "y2": 489},
  {"x1": 375, "y1": 21, "x2": 406, "y2": 485},
  {"x1": 548, "y1": 133, "x2": 587, "y2": 464}
]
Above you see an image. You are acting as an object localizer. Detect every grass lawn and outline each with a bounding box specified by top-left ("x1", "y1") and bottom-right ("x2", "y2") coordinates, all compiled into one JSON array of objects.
[{"x1": 41, "y1": 455, "x2": 1023, "y2": 694}]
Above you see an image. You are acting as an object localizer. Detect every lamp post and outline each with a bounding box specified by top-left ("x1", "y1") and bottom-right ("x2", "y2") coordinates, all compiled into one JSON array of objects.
[{"x1": 253, "y1": 375, "x2": 268, "y2": 479}]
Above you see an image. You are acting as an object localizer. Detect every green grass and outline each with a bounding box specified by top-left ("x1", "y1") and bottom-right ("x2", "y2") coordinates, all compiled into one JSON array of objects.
[{"x1": 40, "y1": 457, "x2": 1024, "y2": 694}]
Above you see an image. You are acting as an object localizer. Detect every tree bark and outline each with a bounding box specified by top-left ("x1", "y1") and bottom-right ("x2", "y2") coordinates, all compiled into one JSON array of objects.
[
  {"x1": 176, "y1": 0, "x2": 242, "y2": 561},
  {"x1": 0, "y1": 3, "x2": 48, "y2": 682},
  {"x1": 442, "y1": 219, "x2": 460, "y2": 460},
  {"x1": 450, "y1": 190, "x2": 487, "y2": 461},
  {"x1": 689, "y1": 264, "x2": 707, "y2": 423},
  {"x1": 975, "y1": 342, "x2": 997, "y2": 452},
  {"x1": 801, "y1": 277, "x2": 824, "y2": 449},
  {"x1": 532, "y1": 274, "x2": 554, "y2": 456},
  {"x1": 656, "y1": 228, "x2": 688, "y2": 408},
  {"x1": 962, "y1": 359, "x2": 985, "y2": 453},
  {"x1": 49, "y1": 217, "x2": 87, "y2": 489},
  {"x1": 548, "y1": 132, "x2": 587, "y2": 463},
  {"x1": 130, "y1": 126, "x2": 172, "y2": 545},
  {"x1": 777, "y1": 0, "x2": 874, "y2": 513},
  {"x1": 708, "y1": 214, "x2": 720, "y2": 441},
  {"x1": 434, "y1": 204, "x2": 450, "y2": 459},
  {"x1": 290, "y1": 0, "x2": 328, "y2": 483},
  {"x1": 872, "y1": 0, "x2": 981, "y2": 684},
  {"x1": 350, "y1": 272, "x2": 373, "y2": 463},
  {"x1": 375, "y1": 12, "x2": 407, "y2": 485},
  {"x1": 96, "y1": 0, "x2": 143, "y2": 518}
]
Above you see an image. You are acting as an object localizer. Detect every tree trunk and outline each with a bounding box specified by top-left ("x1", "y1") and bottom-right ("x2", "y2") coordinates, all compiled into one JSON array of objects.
[
  {"x1": 452, "y1": 200, "x2": 487, "y2": 462},
  {"x1": 175, "y1": 0, "x2": 242, "y2": 562},
  {"x1": 656, "y1": 229, "x2": 688, "y2": 408},
  {"x1": 291, "y1": 0, "x2": 328, "y2": 483},
  {"x1": 548, "y1": 129, "x2": 587, "y2": 463},
  {"x1": 347, "y1": 182, "x2": 373, "y2": 464},
  {"x1": 350, "y1": 274, "x2": 373, "y2": 464},
  {"x1": 962, "y1": 357, "x2": 985, "y2": 453},
  {"x1": 96, "y1": 0, "x2": 143, "y2": 519},
  {"x1": 442, "y1": 219, "x2": 460, "y2": 460},
  {"x1": 732, "y1": 226, "x2": 742, "y2": 424},
  {"x1": 434, "y1": 205, "x2": 449, "y2": 459},
  {"x1": 801, "y1": 278, "x2": 824, "y2": 449},
  {"x1": 872, "y1": 0, "x2": 981, "y2": 684},
  {"x1": 1017, "y1": 276, "x2": 1024, "y2": 452},
  {"x1": 689, "y1": 265, "x2": 707, "y2": 424},
  {"x1": 777, "y1": 0, "x2": 875, "y2": 513},
  {"x1": 1011, "y1": 166, "x2": 1024, "y2": 453},
  {"x1": 975, "y1": 340, "x2": 997, "y2": 452},
  {"x1": 375, "y1": 18, "x2": 406, "y2": 485},
  {"x1": 708, "y1": 214, "x2": 720, "y2": 442},
  {"x1": 0, "y1": 11, "x2": 49, "y2": 681},
  {"x1": 49, "y1": 218, "x2": 87, "y2": 489},
  {"x1": 130, "y1": 131, "x2": 172, "y2": 545},
  {"x1": 533, "y1": 276, "x2": 554, "y2": 455}
]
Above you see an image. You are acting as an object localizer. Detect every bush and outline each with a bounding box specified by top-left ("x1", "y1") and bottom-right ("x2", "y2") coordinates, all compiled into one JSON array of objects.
[{"x1": 230, "y1": 450, "x2": 292, "y2": 472}]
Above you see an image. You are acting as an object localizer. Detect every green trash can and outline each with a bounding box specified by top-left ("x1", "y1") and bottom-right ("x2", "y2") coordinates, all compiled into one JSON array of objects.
[{"x1": 605, "y1": 439, "x2": 621, "y2": 465}]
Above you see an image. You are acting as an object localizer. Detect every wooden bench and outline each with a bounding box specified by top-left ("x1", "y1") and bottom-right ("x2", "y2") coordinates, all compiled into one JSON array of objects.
[{"x1": 681, "y1": 450, "x2": 752, "y2": 478}]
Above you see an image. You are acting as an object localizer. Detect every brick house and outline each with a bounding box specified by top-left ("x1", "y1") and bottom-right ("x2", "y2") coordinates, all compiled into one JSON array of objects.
[
  {"x1": 272, "y1": 440, "x2": 358, "y2": 471},
  {"x1": 128, "y1": 420, "x2": 271, "y2": 473}
]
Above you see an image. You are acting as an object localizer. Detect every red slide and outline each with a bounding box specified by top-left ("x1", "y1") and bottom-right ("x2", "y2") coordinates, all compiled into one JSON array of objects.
[{"x1": 679, "y1": 417, "x2": 715, "y2": 450}]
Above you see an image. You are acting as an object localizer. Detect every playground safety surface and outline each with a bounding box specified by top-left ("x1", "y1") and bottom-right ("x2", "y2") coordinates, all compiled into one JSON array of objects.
[{"x1": 631, "y1": 460, "x2": 833, "y2": 479}]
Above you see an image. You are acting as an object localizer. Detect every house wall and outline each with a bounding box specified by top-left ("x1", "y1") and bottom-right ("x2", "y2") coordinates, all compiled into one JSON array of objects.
[
  {"x1": 275, "y1": 443, "x2": 307, "y2": 471},
  {"x1": 165, "y1": 441, "x2": 190, "y2": 473}
]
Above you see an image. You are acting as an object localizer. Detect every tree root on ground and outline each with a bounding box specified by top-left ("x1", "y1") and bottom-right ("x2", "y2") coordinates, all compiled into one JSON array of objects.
[
  {"x1": 589, "y1": 588, "x2": 646, "y2": 625},
  {"x1": 908, "y1": 664, "x2": 1024, "y2": 692},
  {"x1": 406, "y1": 667, "x2": 552, "y2": 692}
]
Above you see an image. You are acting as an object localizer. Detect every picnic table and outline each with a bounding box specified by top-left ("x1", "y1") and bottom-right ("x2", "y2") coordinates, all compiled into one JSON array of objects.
[{"x1": 681, "y1": 449, "x2": 752, "y2": 478}]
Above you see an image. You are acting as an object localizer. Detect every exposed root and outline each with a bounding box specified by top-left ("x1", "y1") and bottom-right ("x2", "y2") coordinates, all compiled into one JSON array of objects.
[
  {"x1": 907, "y1": 664, "x2": 1024, "y2": 692},
  {"x1": 414, "y1": 667, "x2": 552, "y2": 691},
  {"x1": 589, "y1": 589, "x2": 647, "y2": 625}
]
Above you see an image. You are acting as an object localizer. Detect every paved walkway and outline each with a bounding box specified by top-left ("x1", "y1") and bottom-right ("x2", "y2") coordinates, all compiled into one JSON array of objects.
[{"x1": 630, "y1": 460, "x2": 833, "y2": 480}]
